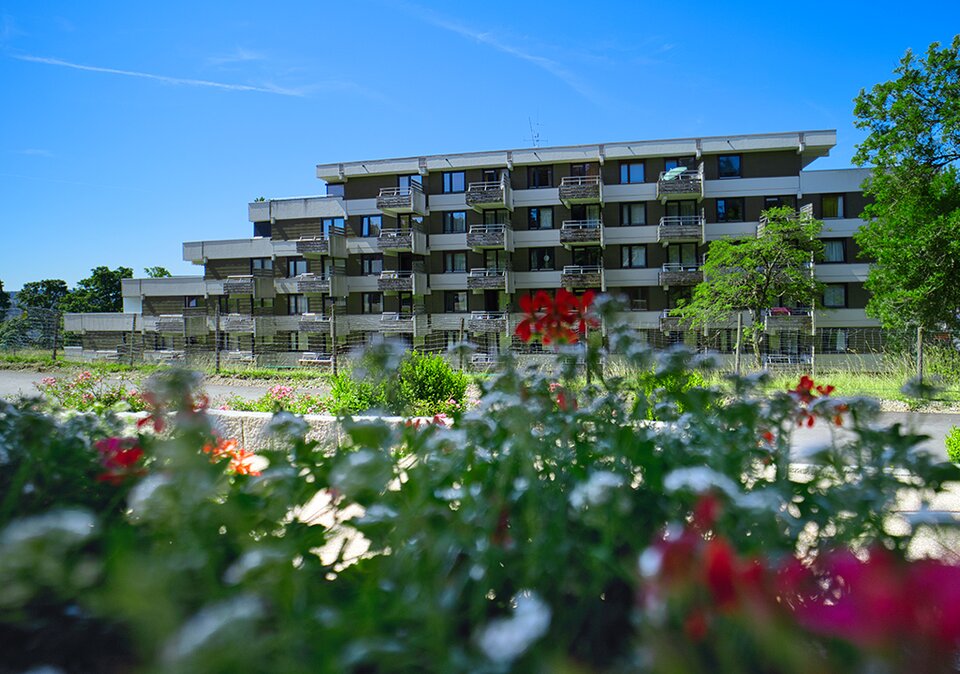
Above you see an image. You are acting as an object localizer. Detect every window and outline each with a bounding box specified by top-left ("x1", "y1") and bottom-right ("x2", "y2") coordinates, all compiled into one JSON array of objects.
[
  {"x1": 665, "y1": 200, "x2": 697, "y2": 218},
  {"x1": 481, "y1": 168, "x2": 498, "y2": 182},
  {"x1": 717, "y1": 154, "x2": 741, "y2": 178},
  {"x1": 572, "y1": 248, "x2": 600, "y2": 266},
  {"x1": 287, "y1": 257, "x2": 307, "y2": 277},
  {"x1": 621, "y1": 245, "x2": 647, "y2": 269},
  {"x1": 361, "y1": 215, "x2": 382, "y2": 238},
  {"x1": 398, "y1": 174, "x2": 422, "y2": 191},
  {"x1": 529, "y1": 248, "x2": 555, "y2": 271},
  {"x1": 620, "y1": 161, "x2": 645, "y2": 184},
  {"x1": 527, "y1": 165, "x2": 553, "y2": 188},
  {"x1": 445, "y1": 290, "x2": 468, "y2": 313},
  {"x1": 821, "y1": 328, "x2": 849, "y2": 354},
  {"x1": 620, "y1": 202, "x2": 647, "y2": 226},
  {"x1": 444, "y1": 251, "x2": 467, "y2": 273},
  {"x1": 360, "y1": 254, "x2": 383, "y2": 275},
  {"x1": 665, "y1": 157, "x2": 695, "y2": 171},
  {"x1": 361, "y1": 292, "x2": 382, "y2": 314},
  {"x1": 667, "y1": 243, "x2": 699, "y2": 266},
  {"x1": 251, "y1": 257, "x2": 273, "y2": 272},
  {"x1": 764, "y1": 196, "x2": 794, "y2": 209},
  {"x1": 484, "y1": 249, "x2": 507, "y2": 270},
  {"x1": 823, "y1": 239, "x2": 846, "y2": 263},
  {"x1": 716, "y1": 198, "x2": 745, "y2": 222},
  {"x1": 823, "y1": 284, "x2": 847, "y2": 308},
  {"x1": 483, "y1": 209, "x2": 509, "y2": 226},
  {"x1": 321, "y1": 217, "x2": 343, "y2": 237},
  {"x1": 398, "y1": 214, "x2": 423, "y2": 231},
  {"x1": 570, "y1": 163, "x2": 591, "y2": 177},
  {"x1": 184, "y1": 296, "x2": 199, "y2": 308},
  {"x1": 287, "y1": 294, "x2": 308, "y2": 315},
  {"x1": 253, "y1": 222, "x2": 271, "y2": 237},
  {"x1": 822, "y1": 194, "x2": 844, "y2": 219},
  {"x1": 325, "y1": 183, "x2": 345, "y2": 197},
  {"x1": 443, "y1": 211, "x2": 467, "y2": 234},
  {"x1": 443, "y1": 171, "x2": 465, "y2": 193},
  {"x1": 528, "y1": 207, "x2": 554, "y2": 230}
]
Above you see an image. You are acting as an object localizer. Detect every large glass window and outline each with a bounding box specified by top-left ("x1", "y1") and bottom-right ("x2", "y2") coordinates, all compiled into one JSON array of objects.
[
  {"x1": 528, "y1": 207, "x2": 554, "y2": 230},
  {"x1": 823, "y1": 239, "x2": 846, "y2": 263},
  {"x1": 823, "y1": 284, "x2": 846, "y2": 308},
  {"x1": 444, "y1": 290, "x2": 468, "y2": 313},
  {"x1": 529, "y1": 248, "x2": 555, "y2": 271},
  {"x1": 360, "y1": 254, "x2": 383, "y2": 275},
  {"x1": 443, "y1": 211, "x2": 467, "y2": 234},
  {"x1": 822, "y1": 194, "x2": 845, "y2": 219},
  {"x1": 287, "y1": 257, "x2": 307, "y2": 277},
  {"x1": 620, "y1": 161, "x2": 644, "y2": 184},
  {"x1": 717, "y1": 154, "x2": 741, "y2": 178},
  {"x1": 527, "y1": 165, "x2": 553, "y2": 188},
  {"x1": 398, "y1": 174, "x2": 422, "y2": 191},
  {"x1": 442, "y1": 171, "x2": 465, "y2": 193},
  {"x1": 253, "y1": 222, "x2": 271, "y2": 237},
  {"x1": 361, "y1": 292, "x2": 382, "y2": 314},
  {"x1": 666, "y1": 200, "x2": 698, "y2": 218},
  {"x1": 621, "y1": 245, "x2": 647, "y2": 268},
  {"x1": 620, "y1": 202, "x2": 647, "y2": 226},
  {"x1": 443, "y1": 251, "x2": 467, "y2": 273},
  {"x1": 665, "y1": 157, "x2": 696, "y2": 171},
  {"x1": 361, "y1": 215, "x2": 382, "y2": 237},
  {"x1": 325, "y1": 183, "x2": 345, "y2": 197},
  {"x1": 716, "y1": 198, "x2": 745, "y2": 222},
  {"x1": 321, "y1": 217, "x2": 343, "y2": 237},
  {"x1": 821, "y1": 328, "x2": 849, "y2": 353},
  {"x1": 251, "y1": 257, "x2": 273, "y2": 272},
  {"x1": 667, "y1": 243, "x2": 698, "y2": 266},
  {"x1": 287, "y1": 294, "x2": 308, "y2": 315},
  {"x1": 570, "y1": 163, "x2": 591, "y2": 177},
  {"x1": 184, "y1": 296, "x2": 199, "y2": 308}
]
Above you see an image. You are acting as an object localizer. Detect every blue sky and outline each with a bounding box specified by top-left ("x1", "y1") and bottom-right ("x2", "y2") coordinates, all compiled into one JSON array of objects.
[{"x1": 1, "y1": 1, "x2": 958, "y2": 290}]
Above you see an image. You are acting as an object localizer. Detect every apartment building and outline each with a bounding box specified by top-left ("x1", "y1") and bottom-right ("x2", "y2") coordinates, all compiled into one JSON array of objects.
[{"x1": 64, "y1": 130, "x2": 880, "y2": 367}]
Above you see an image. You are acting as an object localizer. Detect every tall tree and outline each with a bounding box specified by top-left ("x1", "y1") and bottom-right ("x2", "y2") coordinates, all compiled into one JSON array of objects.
[
  {"x1": 853, "y1": 36, "x2": 960, "y2": 331},
  {"x1": 0, "y1": 280, "x2": 10, "y2": 317},
  {"x1": 675, "y1": 207, "x2": 824, "y2": 366},
  {"x1": 144, "y1": 266, "x2": 172, "y2": 278},
  {"x1": 60, "y1": 266, "x2": 133, "y2": 313},
  {"x1": 17, "y1": 279, "x2": 69, "y2": 309}
]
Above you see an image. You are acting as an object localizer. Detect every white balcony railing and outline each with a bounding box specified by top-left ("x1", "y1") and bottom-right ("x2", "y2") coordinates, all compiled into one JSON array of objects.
[
  {"x1": 562, "y1": 265, "x2": 603, "y2": 275},
  {"x1": 560, "y1": 175, "x2": 601, "y2": 187},
  {"x1": 561, "y1": 219, "x2": 602, "y2": 231}
]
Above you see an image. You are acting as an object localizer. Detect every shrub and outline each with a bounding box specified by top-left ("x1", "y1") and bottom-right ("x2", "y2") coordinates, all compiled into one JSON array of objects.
[
  {"x1": 34, "y1": 370, "x2": 146, "y2": 412},
  {"x1": 325, "y1": 369, "x2": 388, "y2": 415},
  {"x1": 947, "y1": 425, "x2": 960, "y2": 463},
  {"x1": 222, "y1": 383, "x2": 326, "y2": 415},
  {"x1": 396, "y1": 351, "x2": 468, "y2": 416}
]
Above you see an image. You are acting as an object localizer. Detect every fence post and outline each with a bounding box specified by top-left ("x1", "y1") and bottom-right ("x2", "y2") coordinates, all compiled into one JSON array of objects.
[
  {"x1": 585, "y1": 321, "x2": 592, "y2": 386},
  {"x1": 917, "y1": 325, "x2": 924, "y2": 385},
  {"x1": 330, "y1": 305, "x2": 338, "y2": 378},
  {"x1": 51, "y1": 307, "x2": 60, "y2": 362},
  {"x1": 129, "y1": 314, "x2": 136, "y2": 367},
  {"x1": 214, "y1": 303, "x2": 221, "y2": 375},
  {"x1": 734, "y1": 312, "x2": 742, "y2": 375},
  {"x1": 810, "y1": 309, "x2": 817, "y2": 379},
  {"x1": 458, "y1": 317, "x2": 465, "y2": 371}
]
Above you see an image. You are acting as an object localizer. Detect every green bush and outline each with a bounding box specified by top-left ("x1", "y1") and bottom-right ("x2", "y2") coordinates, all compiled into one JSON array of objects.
[
  {"x1": 630, "y1": 359, "x2": 708, "y2": 420},
  {"x1": 325, "y1": 369, "x2": 388, "y2": 415},
  {"x1": 397, "y1": 351, "x2": 468, "y2": 416},
  {"x1": 222, "y1": 384, "x2": 326, "y2": 415},
  {"x1": 947, "y1": 425, "x2": 960, "y2": 463}
]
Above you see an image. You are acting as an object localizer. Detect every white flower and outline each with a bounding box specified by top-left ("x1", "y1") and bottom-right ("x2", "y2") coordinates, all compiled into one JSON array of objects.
[
  {"x1": 0, "y1": 509, "x2": 96, "y2": 547},
  {"x1": 569, "y1": 471, "x2": 625, "y2": 510},
  {"x1": 162, "y1": 595, "x2": 264, "y2": 662},
  {"x1": 663, "y1": 467, "x2": 738, "y2": 496},
  {"x1": 476, "y1": 591, "x2": 551, "y2": 664}
]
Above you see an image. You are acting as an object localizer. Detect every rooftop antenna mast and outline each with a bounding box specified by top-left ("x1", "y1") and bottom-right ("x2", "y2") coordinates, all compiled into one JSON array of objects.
[{"x1": 526, "y1": 116, "x2": 547, "y2": 148}]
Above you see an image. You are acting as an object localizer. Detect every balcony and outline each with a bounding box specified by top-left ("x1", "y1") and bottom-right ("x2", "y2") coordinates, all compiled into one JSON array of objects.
[
  {"x1": 658, "y1": 263, "x2": 703, "y2": 287},
  {"x1": 376, "y1": 184, "x2": 427, "y2": 216},
  {"x1": 296, "y1": 272, "x2": 347, "y2": 298},
  {"x1": 656, "y1": 164, "x2": 704, "y2": 201},
  {"x1": 467, "y1": 223, "x2": 514, "y2": 251},
  {"x1": 468, "y1": 311, "x2": 509, "y2": 333},
  {"x1": 378, "y1": 269, "x2": 427, "y2": 295},
  {"x1": 297, "y1": 313, "x2": 335, "y2": 334},
  {"x1": 560, "y1": 220, "x2": 604, "y2": 247},
  {"x1": 465, "y1": 176, "x2": 513, "y2": 211},
  {"x1": 657, "y1": 215, "x2": 704, "y2": 243},
  {"x1": 467, "y1": 268, "x2": 513, "y2": 293},
  {"x1": 296, "y1": 227, "x2": 347, "y2": 258},
  {"x1": 763, "y1": 307, "x2": 813, "y2": 333},
  {"x1": 218, "y1": 314, "x2": 277, "y2": 336},
  {"x1": 378, "y1": 227, "x2": 428, "y2": 255},
  {"x1": 154, "y1": 313, "x2": 208, "y2": 337},
  {"x1": 559, "y1": 175, "x2": 603, "y2": 206},
  {"x1": 757, "y1": 204, "x2": 813, "y2": 237},
  {"x1": 561, "y1": 265, "x2": 605, "y2": 291},
  {"x1": 380, "y1": 311, "x2": 428, "y2": 336},
  {"x1": 222, "y1": 271, "x2": 276, "y2": 299},
  {"x1": 659, "y1": 309, "x2": 685, "y2": 333}
]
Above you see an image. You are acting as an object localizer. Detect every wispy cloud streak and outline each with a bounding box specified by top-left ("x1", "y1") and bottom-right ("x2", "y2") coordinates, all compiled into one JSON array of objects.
[{"x1": 13, "y1": 54, "x2": 305, "y2": 96}]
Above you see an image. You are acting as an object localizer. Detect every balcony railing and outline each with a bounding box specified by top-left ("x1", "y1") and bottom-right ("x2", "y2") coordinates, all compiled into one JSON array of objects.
[
  {"x1": 757, "y1": 203, "x2": 814, "y2": 237},
  {"x1": 467, "y1": 268, "x2": 510, "y2": 292},
  {"x1": 658, "y1": 262, "x2": 703, "y2": 287},
  {"x1": 296, "y1": 273, "x2": 331, "y2": 294},
  {"x1": 763, "y1": 307, "x2": 813, "y2": 333},
  {"x1": 467, "y1": 311, "x2": 509, "y2": 333},
  {"x1": 220, "y1": 314, "x2": 255, "y2": 333},
  {"x1": 376, "y1": 184, "x2": 427, "y2": 215},
  {"x1": 559, "y1": 175, "x2": 603, "y2": 206},
  {"x1": 298, "y1": 313, "x2": 333, "y2": 333},
  {"x1": 561, "y1": 265, "x2": 605, "y2": 290},
  {"x1": 377, "y1": 269, "x2": 426, "y2": 295},
  {"x1": 659, "y1": 309, "x2": 686, "y2": 332},
  {"x1": 380, "y1": 311, "x2": 427, "y2": 335},
  {"x1": 378, "y1": 227, "x2": 427, "y2": 254},
  {"x1": 296, "y1": 226, "x2": 347, "y2": 258},
  {"x1": 560, "y1": 219, "x2": 604, "y2": 247},
  {"x1": 656, "y1": 164, "x2": 704, "y2": 201},
  {"x1": 222, "y1": 270, "x2": 275, "y2": 298},
  {"x1": 465, "y1": 176, "x2": 513, "y2": 211},
  {"x1": 155, "y1": 314, "x2": 185, "y2": 333},
  {"x1": 467, "y1": 222, "x2": 513, "y2": 251},
  {"x1": 657, "y1": 215, "x2": 704, "y2": 243}
]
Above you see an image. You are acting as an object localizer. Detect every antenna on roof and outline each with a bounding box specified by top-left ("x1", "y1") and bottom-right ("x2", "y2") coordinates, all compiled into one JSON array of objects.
[{"x1": 526, "y1": 116, "x2": 547, "y2": 147}]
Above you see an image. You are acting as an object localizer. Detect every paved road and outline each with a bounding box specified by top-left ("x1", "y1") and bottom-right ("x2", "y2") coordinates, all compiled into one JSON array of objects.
[{"x1": 1, "y1": 369, "x2": 956, "y2": 458}]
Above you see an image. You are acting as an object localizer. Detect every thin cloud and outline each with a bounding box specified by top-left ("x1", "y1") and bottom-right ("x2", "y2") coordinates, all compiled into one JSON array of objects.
[
  {"x1": 397, "y1": 3, "x2": 607, "y2": 105},
  {"x1": 13, "y1": 54, "x2": 306, "y2": 96},
  {"x1": 206, "y1": 47, "x2": 266, "y2": 67},
  {"x1": 14, "y1": 148, "x2": 54, "y2": 157}
]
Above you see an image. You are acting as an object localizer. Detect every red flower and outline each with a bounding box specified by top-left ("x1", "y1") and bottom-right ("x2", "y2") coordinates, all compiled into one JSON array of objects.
[
  {"x1": 789, "y1": 375, "x2": 842, "y2": 428},
  {"x1": 704, "y1": 538, "x2": 738, "y2": 609},
  {"x1": 515, "y1": 289, "x2": 599, "y2": 345},
  {"x1": 95, "y1": 437, "x2": 145, "y2": 484},
  {"x1": 203, "y1": 437, "x2": 260, "y2": 476}
]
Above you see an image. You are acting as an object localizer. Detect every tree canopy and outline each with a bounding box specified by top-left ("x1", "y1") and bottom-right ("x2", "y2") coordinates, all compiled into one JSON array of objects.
[
  {"x1": 676, "y1": 206, "x2": 824, "y2": 365},
  {"x1": 60, "y1": 266, "x2": 133, "y2": 314},
  {"x1": 0, "y1": 280, "x2": 10, "y2": 316},
  {"x1": 144, "y1": 266, "x2": 171, "y2": 278},
  {"x1": 853, "y1": 36, "x2": 960, "y2": 331},
  {"x1": 17, "y1": 279, "x2": 69, "y2": 310}
]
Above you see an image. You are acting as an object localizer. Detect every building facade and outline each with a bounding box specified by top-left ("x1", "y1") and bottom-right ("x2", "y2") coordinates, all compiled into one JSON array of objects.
[{"x1": 65, "y1": 130, "x2": 880, "y2": 367}]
